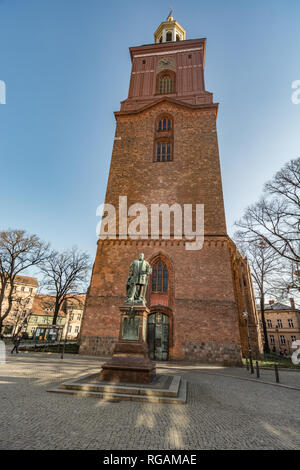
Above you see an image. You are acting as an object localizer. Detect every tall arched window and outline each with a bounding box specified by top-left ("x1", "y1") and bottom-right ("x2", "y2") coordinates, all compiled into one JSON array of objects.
[
  {"x1": 160, "y1": 74, "x2": 173, "y2": 94},
  {"x1": 156, "y1": 70, "x2": 176, "y2": 95},
  {"x1": 152, "y1": 261, "x2": 168, "y2": 293},
  {"x1": 154, "y1": 114, "x2": 174, "y2": 162}
]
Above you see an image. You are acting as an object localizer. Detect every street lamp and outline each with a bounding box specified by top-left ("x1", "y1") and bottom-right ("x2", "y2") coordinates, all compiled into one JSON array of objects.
[
  {"x1": 275, "y1": 325, "x2": 280, "y2": 355},
  {"x1": 242, "y1": 311, "x2": 254, "y2": 374},
  {"x1": 61, "y1": 309, "x2": 72, "y2": 360}
]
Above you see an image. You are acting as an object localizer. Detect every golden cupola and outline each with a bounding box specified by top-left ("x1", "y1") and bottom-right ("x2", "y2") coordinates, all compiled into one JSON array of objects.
[{"x1": 154, "y1": 9, "x2": 186, "y2": 44}]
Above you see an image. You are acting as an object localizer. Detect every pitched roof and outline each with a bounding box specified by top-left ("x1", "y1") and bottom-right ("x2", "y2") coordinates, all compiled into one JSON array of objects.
[
  {"x1": 0, "y1": 275, "x2": 39, "y2": 288},
  {"x1": 32, "y1": 294, "x2": 65, "y2": 316},
  {"x1": 64, "y1": 295, "x2": 85, "y2": 309},
  {"x1": 265, "y1": 302, "x2": 295, "y2": 311},
  {"x1": 15, "y1": 275, "x2": 38, "y2": 287}
]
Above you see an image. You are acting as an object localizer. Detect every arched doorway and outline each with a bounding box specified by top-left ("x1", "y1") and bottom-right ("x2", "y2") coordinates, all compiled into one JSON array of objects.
[{"x1": 147, "y1": 312, "x2": 169, "y2": 361}]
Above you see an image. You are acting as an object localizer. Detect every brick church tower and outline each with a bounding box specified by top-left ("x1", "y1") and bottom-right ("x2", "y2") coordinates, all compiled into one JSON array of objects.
[{"x1": 80, "y1": 14, "x2": 261, "y2": 365}]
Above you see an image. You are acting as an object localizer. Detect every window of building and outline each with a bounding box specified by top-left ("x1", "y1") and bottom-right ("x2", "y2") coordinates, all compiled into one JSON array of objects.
[
  {"x1": 75, "y1": 326, "x2": 80, "y2": 333},
  {"x1": 154, "y1": 115, "x2": 174, "y2": 162},
  {"x1": 288, "y1": 319, "x2": 294, "y2": 328},
  {"x1": 152, "y1": 261, "x2": 168, "y2": 293},
  {"x1": 160, "y1": 74, "x2": 174, "y2": 94},
  {"x1": 69, "y1": 313, "x2": 74, "y2": 321},
  {"x1": 68, "y1": 325, "x2": 72, "y2": 333},
  {"x1": 291, "y1": 335, "x2": 296, "y2": 342},
  {"x1": 166, "y1": 31, "x2": 172, "y2": 42},
  {"x1": 156, "y1": 142, "x2": 172, "y2": 162},
  {"x1": 277, "y1": 319, "x2": 282, "y2": 328},
  {"x1": 270, "y1": 335, "x2": 275, "y2": 345},
  {"x1": 157, "y1": 118, "x2": 172, "y2": 131},
  {"x1": 267, "y1": 319, "x2": 272, "y2": 328},
  {"x1": 4, "y1": 325, "x2": 13, "y2": 335},
  {"x1": 176, "y1": 34, "x2": 181, "y2": 41},
  {"x1": 280, "y1": 335, "x2": 286, "y2": 344},
  {"x1": 29, "y1": 288, "x2": 33, "y2": 293},
  {"x1": 77, "y1": 314, "x2": 81, "y2": 321}
]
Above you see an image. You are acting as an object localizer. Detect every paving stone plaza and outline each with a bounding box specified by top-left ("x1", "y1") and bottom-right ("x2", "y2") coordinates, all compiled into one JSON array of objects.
[{"x1": 1, "y1": 349, "x2": 300, "y2": 450}]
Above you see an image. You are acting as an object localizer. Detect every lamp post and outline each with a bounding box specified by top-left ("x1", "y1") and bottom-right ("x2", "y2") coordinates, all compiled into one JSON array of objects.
[
  {"x1": 61, "y1": 309, "x2": 72, "y2": 360},
  {"x1": 275, "y1": 325, "x2": 280, "y2": 355},
  {"x1": 242, "y1": 311, "x2": 254, "y2": 374}
]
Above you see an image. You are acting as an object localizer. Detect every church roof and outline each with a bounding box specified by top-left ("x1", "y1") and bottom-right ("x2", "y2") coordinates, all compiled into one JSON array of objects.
[{"x1": 264, "y1": 302, "x2": 298, "y2": 311}]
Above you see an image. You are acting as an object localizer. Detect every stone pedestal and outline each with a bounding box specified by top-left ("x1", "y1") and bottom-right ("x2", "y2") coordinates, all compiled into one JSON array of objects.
[{"x1": 99, "y1": 305, "x2": 156, "y2": 384}]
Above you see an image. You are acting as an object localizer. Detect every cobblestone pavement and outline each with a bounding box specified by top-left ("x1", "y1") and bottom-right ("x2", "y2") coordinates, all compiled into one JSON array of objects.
[{"x1": 0, "y1": 351, "x2": 300, "y2": 450}]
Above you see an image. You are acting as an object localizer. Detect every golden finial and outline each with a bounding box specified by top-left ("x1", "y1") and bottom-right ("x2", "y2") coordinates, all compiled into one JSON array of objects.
[{"x1": 167, "y1": 6, "x2": 173, "y2": 21}]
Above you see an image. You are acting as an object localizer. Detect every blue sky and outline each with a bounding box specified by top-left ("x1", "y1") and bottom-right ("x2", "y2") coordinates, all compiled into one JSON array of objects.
[{"x1": 0, "y1": 0, "x2": 299, "y2": 264}]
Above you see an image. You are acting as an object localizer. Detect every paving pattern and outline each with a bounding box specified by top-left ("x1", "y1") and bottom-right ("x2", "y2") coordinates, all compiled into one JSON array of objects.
[{"x1": 1, "y1": 350, "x2": 300, "y2": 450}]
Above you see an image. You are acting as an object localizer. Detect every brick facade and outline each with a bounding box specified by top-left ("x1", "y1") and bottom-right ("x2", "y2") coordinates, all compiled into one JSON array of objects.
[{"x1": 79, "y1": 21, "x2": 261, "y2": 365}]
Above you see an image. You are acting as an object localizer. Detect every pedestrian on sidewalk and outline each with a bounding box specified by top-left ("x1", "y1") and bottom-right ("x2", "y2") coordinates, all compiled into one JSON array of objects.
[{"x1": 11, "y1": 333, "x2": 22, "y2": 354}]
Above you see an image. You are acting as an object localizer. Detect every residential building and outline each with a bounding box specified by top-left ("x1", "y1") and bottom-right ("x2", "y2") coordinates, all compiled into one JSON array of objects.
[
  {"x1": 1, "y1": 275, "x2": 38, "y2": 337},
  {"x1": 258, "y1": 299, "x2": 300, "y2": 354}
]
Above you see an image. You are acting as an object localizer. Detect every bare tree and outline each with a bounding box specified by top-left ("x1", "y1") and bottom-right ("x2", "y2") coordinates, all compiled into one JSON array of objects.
[
  {"x1": 0, "y1": 229, "x2": 49, "y2": 335},
  {"x1": 234, "y1": 233, "x2": 281, "y2": 354},
  {"x1": 235, "y1": 158, "x2": 300, "y2": 264},
  {"x1": 270, "y1": 257, "x2": 300, "y2": 301},
  {"x1": 39, "y1": 247, "x2": 90, "y2": 325}
]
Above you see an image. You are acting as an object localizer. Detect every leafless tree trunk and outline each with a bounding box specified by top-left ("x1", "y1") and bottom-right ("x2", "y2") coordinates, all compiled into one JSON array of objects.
[{"x1": 0, "y1": 229, "x2": 49, "y2": 335}]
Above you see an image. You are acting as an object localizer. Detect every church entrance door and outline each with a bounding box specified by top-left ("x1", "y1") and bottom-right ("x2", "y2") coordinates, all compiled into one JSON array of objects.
[{"x1": 147, "y1": 312, "x2": 169, "y2": 361}]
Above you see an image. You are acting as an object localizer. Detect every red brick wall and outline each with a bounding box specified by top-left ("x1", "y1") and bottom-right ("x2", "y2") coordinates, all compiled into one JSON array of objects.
[
  {"x1": 107, "y1": 102, "x2": 226, "y2": 235},
  {"x1": 80, "y1": 236, "x2": 243, "y2": 365}
]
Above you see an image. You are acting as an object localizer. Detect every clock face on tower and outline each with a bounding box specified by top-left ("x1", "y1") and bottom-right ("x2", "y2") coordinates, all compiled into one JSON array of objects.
[{"x1": 158, "y1": 57, "x2": 175, "y2": 70}]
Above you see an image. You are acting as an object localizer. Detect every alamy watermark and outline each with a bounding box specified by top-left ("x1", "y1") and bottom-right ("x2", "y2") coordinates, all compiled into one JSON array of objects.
[
  {"x1": 0, "y1": 80, "x2": 6, "y2": 104},
  {"x1": 291, "y1": 80, "x2": 300, "y2": 104},
  {"x1": 96, "y1": 196, "x2": 204, "y2": 251}
]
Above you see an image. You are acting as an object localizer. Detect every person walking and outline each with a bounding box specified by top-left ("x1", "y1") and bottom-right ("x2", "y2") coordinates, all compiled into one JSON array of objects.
[{"x1": 11, "y1": 333, "x2": 22, "y2": 354}]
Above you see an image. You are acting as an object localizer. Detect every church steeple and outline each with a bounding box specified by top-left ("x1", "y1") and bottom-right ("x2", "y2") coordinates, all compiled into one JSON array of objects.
[{"x1": 154, "y1": 10, "x2": 186, "y2": 44}]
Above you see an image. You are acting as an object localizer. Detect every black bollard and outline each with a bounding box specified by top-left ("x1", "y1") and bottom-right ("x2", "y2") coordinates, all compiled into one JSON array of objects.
[
  {"x1": 250, "y1": 355, "x2": 254, "y2": 374},
  {"x1": 274, "y1": 364, "x2": 280, "y2": 383},
  {"x1": 256, "y1": 360, "x2": 260, "y2": 378}
]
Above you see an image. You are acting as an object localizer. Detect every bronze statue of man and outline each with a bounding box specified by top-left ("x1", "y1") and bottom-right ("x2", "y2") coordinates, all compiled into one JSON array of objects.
[{"x1": 126, "y1": 253, "x2": 152, "y2": 305}]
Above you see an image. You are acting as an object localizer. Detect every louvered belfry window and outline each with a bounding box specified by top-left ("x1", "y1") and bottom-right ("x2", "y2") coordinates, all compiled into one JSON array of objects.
[{"x1": 160, "y1": 74, "x2": 173, "y2": 94}]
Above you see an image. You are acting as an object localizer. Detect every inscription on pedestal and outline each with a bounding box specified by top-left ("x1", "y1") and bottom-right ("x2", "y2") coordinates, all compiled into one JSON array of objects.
[{"x1": 122, "y1": 316, "x2": 140, "y2": 340}]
